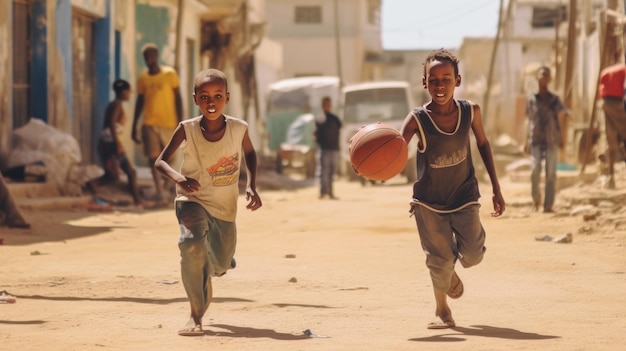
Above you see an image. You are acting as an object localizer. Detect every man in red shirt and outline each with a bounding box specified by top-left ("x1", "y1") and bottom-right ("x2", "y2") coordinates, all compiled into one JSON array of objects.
[{"x1": 599, "y1": 60, "x2": 626, "y2": 188}]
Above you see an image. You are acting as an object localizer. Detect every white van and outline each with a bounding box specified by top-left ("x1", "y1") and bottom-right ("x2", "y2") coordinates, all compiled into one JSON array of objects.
[
  {"x1": 266, "y1": 76, "x2": 340, "y2": 177},
  {"x1": 340, "y1": 81, "x2": 417, "y2": 183}
]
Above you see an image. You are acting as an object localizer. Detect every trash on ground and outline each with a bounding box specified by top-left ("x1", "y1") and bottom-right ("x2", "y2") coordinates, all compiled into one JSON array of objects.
[
  {"x1": 0, "y1": 290, "x2": 16, "y2": 304},
  {"x1": 303, "y1": 329, "x2": 330, "y2": 338},
  {"x1": 158, "y1": 280, "x2": 179, "y2": 285},
  {"x1": 535, "y1": 233, "x2": 573, "y2": 243}
]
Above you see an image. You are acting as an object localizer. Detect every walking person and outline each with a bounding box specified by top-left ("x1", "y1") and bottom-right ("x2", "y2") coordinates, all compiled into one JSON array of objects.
[
  {"x1": 154, "y1": 69, "x2": 262, "y2": 336},
  {"x1": 599, "y1": 56, "x2": 626, "y2": 189},
  {"x1": 526, "y1": 66, "x2": 569, "y2": 212},
  {"x1": 314, "y1": 96, "x2": 342, "y2": 199},
  {"x1": 132, "y1": 43, "x2": 183, "y2": 203},
  {"x1": 400, "y1": 49, "x2": 505, "y2": 329}
]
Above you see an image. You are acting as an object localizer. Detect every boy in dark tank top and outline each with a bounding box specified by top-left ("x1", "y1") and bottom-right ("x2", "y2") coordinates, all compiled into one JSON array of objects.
[{"x1": 400, "y1": 49, "x2": 505, "y2": 329}]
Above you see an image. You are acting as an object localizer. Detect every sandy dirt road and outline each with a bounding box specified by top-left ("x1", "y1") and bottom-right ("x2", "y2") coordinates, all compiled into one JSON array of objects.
[{"x1": 1, "y1": 173, "x2": 625, "y2": 351}]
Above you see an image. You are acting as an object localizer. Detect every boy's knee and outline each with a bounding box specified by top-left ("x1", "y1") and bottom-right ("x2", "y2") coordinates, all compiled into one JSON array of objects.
[
  {"x1": 458, "y1": 246, "x2": 485, "y2": 268},
  {"x1": 179, "y1": 239, "x2": 207, "y2": 259}
]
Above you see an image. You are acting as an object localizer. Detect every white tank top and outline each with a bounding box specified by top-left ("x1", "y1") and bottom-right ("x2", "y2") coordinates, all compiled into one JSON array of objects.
[{"x1": 175, "y1": 115, "x2": 248, "y2": 221}]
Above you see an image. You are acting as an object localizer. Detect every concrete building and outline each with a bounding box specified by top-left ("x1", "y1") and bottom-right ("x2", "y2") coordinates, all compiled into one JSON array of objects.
[
  {"x1": 476, "y1": 0, "x2": 609, "y2": 149},
  {"x1": 264, "y1": 0, "x2": 384, "y2": 85},
  {"x1": 0, "y1": 0, "x2": 272, "y2": 182}
]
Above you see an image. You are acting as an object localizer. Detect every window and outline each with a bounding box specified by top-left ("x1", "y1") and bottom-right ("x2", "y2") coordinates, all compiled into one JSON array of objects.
[
  {"x1": 295, "y1": 6, "x2": 322, "y2": 24},
  {"x1": 531, "y1": 5, "x2": 567, "y2": 28}
]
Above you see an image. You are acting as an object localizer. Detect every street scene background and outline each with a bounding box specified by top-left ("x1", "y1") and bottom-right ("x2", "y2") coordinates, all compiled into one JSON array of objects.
[{"x1": 2, "y1": 168, "x2": 626, "y2": 350}]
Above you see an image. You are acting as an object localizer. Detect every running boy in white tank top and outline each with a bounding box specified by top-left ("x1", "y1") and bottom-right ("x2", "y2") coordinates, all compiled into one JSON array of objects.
[{"x1": 155, "y1": 69, "x2": 262, "y2": 336}]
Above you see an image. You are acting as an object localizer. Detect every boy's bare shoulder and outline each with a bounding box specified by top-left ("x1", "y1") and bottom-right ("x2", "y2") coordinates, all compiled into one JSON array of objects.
[
  {"x1": 181, "y1": 115, "x2": 203, "y2": 126},
  {"x1": 225, "y1": 115, "x2": 248, "y2": 127}
]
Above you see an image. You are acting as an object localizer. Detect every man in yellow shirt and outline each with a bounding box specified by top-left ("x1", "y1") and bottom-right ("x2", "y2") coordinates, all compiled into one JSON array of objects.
[{"x1": 132, "y1": 44, "x2": 183, "y2": 203}]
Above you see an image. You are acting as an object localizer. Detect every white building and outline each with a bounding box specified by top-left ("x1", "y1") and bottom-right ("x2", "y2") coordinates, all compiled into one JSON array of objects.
[{"x1": 264, "y1": 0, "x2": 384, "y2": 85}]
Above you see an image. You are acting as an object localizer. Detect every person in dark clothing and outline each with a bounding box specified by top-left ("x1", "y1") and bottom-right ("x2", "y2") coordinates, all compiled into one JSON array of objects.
[
  {"x1": 314, "y1": 96, "x2": 342, "y2": 199},
  {"x1": 400, "y1": 49, "x2": 505, "y2": 330},
  {"x1": 525, "y1": 67, "x2": 569, "y2": 211}
]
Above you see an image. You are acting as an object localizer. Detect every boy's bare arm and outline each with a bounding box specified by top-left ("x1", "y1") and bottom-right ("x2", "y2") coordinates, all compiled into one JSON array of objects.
[
  {"x1": 400, "y1": 111, "x2": 418, "y2": 146},
  {"x1": 470, "y1": 103, "x2": 505, "y2": 216},
  {"x1": 132, "y1": 95, "x2": 145, "y2": 143},
  {"x1": 173, "y1": 87, "x2": 183, "y2": 123},
  {"x1": 155, "y1": 124, "x2": 194, "y2": 187},
  {"x1": 242, "y1": 130, "x2": 262, "y2": 211}
]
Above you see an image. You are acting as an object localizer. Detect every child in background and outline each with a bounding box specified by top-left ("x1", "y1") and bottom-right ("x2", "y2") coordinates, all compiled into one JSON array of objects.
[
  {"x1": 95, "y1": 79, "x2": 146, "y2": 207},
  {"x1": 154, "y1": 69, "x2": 262, "y2": 336}
]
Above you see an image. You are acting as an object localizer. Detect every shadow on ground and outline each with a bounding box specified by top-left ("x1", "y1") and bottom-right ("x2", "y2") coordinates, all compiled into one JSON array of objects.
[{"x1": 410, "y1": 324, "x2": 560, "y2": 342}]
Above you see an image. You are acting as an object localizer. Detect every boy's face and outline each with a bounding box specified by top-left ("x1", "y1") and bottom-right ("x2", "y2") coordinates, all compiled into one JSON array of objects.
[
  {"x1": 143, "y1": 49, "x2": 159, "y2": 70},
  {"x1": 193, "y1": 78, "x2": 229, "y2": 120},
  {"x1": 322, "y1": 99, "x2": 331, "y2": 112},
  {"x1": 537, "y1": 69, "x2": 551, "y2": 87},
  {"x1": 423, "y1": 59, "x2": 461, "y2": 105},
  {"x1": 120, "y1": 89, "x2": 131, "y2": 102}
]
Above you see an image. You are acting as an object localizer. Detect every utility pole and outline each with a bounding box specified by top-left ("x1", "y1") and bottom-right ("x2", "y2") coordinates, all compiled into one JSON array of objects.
[
  {"x1": 174, "y1": 0, "x2": 184, "y2": 72},
  {"x1": 482, "y1": 0, "x2": 509, "y2": 133},
  {"x1": 560, "y1": 0, "x2": 577, "y2": 163},
  {"x1": 554, "y1": 1, "x2": 561, "y2": 91},
  {"x1": 333, "y1": 0, "x2": 343, "y2": 89},
  {"x1": 563, "y1": 0, "x2": 577, "y2": 110}
]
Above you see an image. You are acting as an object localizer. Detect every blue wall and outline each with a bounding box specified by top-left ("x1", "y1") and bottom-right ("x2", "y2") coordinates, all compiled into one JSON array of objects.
[
  {"x1": 93, "y1": 0, "x2": 114, "y2": 156},
  {"x1": 30, "y1": 0, "x2": 48, "y2": 122}
]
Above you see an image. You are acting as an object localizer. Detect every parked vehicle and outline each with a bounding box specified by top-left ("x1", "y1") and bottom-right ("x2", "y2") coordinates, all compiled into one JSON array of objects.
[
  {"x1": 339, "y1": 80, "x2": 418, "y2": 184},
  {"x1": 277, "y1": 113, "x2": 317, "y2": 178},
  {"x1": 266, "y1": 76, "x2": 340, "y2": 175}
]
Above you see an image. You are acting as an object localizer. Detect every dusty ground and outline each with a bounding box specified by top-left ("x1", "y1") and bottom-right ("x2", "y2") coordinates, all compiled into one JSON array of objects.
[{"x1": 1, "y1": 168, "x2": 626, "y2": 351}]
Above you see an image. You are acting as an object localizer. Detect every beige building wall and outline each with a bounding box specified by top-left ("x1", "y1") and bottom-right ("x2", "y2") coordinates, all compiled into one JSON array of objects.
[{"x1": 265, "y1": 0, "x2": 382, "y2": 84}]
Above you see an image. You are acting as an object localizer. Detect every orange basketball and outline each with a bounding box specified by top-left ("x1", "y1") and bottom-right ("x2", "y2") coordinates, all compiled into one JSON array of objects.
[{"x1": 349, "y1": 122, "x2": 408, "y2": 181}]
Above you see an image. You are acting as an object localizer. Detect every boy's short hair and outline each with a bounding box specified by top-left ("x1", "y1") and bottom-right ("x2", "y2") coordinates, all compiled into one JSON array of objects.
[
  {"x1": 112, "y1": 79, "x2": 130, "y2": 96},
  {"x1": 423, "y1": 48, "x2": 460, "y2": 77},
  {"x1": 141, "y1": 43, "x2": 158, "y2": 55},
  {"x1": 537, "y1": 66, "x2": 551, "y2": 77},
  {"x1": 193, "y1": 69, "x2": 228, "y2": 93}
]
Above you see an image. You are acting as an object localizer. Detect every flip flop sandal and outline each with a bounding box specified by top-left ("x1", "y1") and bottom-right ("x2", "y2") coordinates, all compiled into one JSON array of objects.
[
  {"x1": 447, "y1": 271, "x2": 464, "y2": 299},
  {"x1": 427, "y1": 320, "x2": 456, "y2": 329},
  {"x1": 178, "y1": 326, "x2": 205, "y2": 336}
]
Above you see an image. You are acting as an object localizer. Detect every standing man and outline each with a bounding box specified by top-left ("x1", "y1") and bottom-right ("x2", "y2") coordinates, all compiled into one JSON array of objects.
[
  {"x1": 132, "y1": 43, "x2": 183, "y2": 203},
  {"x1": 599, "y1": 56, "x2": 626, "y2": 189},
  {"x1": 314, "y1": 96, "x2": 342, "y2": 199},
  {"x1": 526, "y1": 66, "x2": 569, "y2": 212}
]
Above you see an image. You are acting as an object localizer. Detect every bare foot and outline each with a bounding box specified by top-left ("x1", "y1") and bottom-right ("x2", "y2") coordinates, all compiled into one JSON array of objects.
[{"x1": 178, "y1": 317, "x2": 204, "y2": 336}]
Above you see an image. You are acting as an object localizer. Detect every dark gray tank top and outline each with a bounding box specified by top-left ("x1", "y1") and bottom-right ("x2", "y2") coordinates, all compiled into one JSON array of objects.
[{"x1": 411, "y1": 99, "x2": 480, "y2": 212}]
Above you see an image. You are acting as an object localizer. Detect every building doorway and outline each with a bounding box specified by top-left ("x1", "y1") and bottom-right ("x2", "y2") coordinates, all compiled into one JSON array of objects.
[{"x1": 72, "y1": 11, "x2": 96, "y2": 163}]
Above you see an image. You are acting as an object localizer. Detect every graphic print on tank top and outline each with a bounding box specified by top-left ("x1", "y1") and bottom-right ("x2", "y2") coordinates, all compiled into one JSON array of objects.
[{"x1": 207, "y1": 153, "x2": 240, "y2": 187}]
